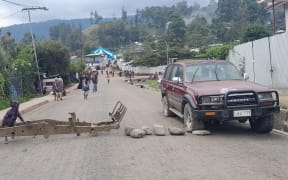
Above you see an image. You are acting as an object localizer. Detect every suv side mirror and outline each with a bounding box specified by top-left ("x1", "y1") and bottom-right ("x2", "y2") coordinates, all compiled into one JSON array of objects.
[
  {"x1": 172, "y1": 77, "x2": 182, "y2": 83},
  {"x1": 243, "y1": 73, "x2": 249, "y2": 80}
]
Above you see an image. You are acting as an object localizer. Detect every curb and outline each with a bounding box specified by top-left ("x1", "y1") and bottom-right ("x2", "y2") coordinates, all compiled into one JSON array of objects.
[
  {"x1": 20, "y1": 100, "x2": 50, "y2": 115},
  {"x1": 272, "y1": 129, "x2": 288, "y2": 136}
]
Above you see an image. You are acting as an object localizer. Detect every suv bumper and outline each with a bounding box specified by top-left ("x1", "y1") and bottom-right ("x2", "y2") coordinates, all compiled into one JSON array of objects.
[{"x1": 193, "y1": 106, "x2": 280, "y2": 121}]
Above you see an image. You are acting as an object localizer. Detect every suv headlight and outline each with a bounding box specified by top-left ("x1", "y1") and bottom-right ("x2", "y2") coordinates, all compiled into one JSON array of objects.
[
  {"x1": 200, "y1": 95, "x2": 224, "y2": 104},
  {"x1": 258, "y1": 92, "x2": 278, "y2": 107},
  {"x1": 258, "y1": 92, "x2": 273, "y2": 100}
]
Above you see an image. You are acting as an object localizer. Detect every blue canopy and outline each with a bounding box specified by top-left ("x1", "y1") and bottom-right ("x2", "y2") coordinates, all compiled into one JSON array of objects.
[{"x1": 86, "y1": 47, "x2": 116, "y2": 60}]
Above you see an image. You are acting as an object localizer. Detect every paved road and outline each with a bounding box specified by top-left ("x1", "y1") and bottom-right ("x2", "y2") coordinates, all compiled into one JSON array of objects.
[{"x1": 1, "y1": 75, "x2": 288, "y2": 180}]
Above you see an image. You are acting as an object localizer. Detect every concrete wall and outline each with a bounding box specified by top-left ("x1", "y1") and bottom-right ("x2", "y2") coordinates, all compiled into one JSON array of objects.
[
  {"x1": 132, "y1": 65, "x2": 167, "y2": 75},
  {"x1": 227, "y1": 32, "x2": 288, "y2": 94},
  {"x1": 275, "y1": 110, "x2": 288, "y2": 132}
]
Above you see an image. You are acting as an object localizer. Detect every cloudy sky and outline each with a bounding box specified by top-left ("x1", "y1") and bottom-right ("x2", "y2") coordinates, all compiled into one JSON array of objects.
[{"x1": 0, "y1": 0, "x2": 210, "y2": 27}]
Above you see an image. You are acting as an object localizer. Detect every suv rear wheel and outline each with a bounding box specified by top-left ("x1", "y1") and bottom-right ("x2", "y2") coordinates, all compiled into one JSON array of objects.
[
  {"x1": 183, "y1": 103, "x2": 204, "y2": 132},
  {"x1": 162, "y1": 96, "x2": 173, "y2": 117},
  {"x1": 249, "y1": 115, "x2": 274, "y2": 133}
]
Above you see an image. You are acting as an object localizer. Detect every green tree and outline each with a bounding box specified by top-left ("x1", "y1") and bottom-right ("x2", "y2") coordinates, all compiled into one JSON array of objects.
[
  {"x1": 70, "y1": 60, "x2": 85, "y2": 74},
  {"x1": 212, "y1": 0, "x2": 270, "y2": 43},
  {"x1": 11, "y1": 47, "x2": 35, "y2": 95},
  {"x1": 0, "y1": 47, "x2": 9, "y2": 98},
  {"x1": 139, "y1": 6, "x2": 171, "y2": 29},
  {"x1": 97, "y1": 22, "x2": 139, "y2": 49},
  {"x1": 90, "y1": 11, "x2": 102, "y2": 24},
  {"x1": 186, "y1": 16, "x2": 213, "y2": 47},
  {"x1": 173, "y1": 1, "x2": 193, "y2": 17},
  {"x1": 20, "y1": 32, "x2": 35, "y2": 44},
  {"x1": 122, "y1": 7, "x2": 128, "y2": 23},
  {"x1": 166, "y1": 12, "x2": 186, "y2": 46},
  {"x1": 197, "y1": 44, "x2": 235, "y2": 60},
  {"x1": 216, "y1": 0, "x2": 241, "y2": 22},
  {"x1": 49, "y1": 23, "x2": 83, "y2": 52},
  {"x1": 242, "y1": 24, "x2": 270, "y2": 42},
  {"x1": 36, "y1": 41, "x2": 70, "y2": 77},
  {"x1": 0, "y1": 31, "x2": 17, "y2": 59}
]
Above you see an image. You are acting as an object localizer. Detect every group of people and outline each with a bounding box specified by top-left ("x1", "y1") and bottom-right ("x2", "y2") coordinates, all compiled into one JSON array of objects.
[{"x1": 82, "y1": 70, "x2": 99, "y2": 100}]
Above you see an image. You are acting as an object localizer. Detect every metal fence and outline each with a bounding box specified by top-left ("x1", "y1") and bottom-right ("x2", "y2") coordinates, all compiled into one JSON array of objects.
[
  {"x1": 9, "y1": 74, "x2": 23, "y2": 99},
  {"x1": 227, "y1": 32, "x2": 288, "y2": 94}
]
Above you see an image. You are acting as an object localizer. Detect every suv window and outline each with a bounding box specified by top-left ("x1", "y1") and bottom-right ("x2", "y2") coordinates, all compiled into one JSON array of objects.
[
  {"x1": 171, "y1": 65, "x2": 183, "y2": 82},
  {"x1": 164, "y1": 64, "x2": 173, "y2": 80},
  {"x1": 186, "y1": 62, "x2": 242, "y2": 82}
]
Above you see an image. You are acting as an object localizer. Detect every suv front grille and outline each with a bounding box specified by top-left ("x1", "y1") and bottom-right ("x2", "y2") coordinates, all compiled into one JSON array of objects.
[{"x1": 226, "y1": 92, "x2": 257, "y2": 107}]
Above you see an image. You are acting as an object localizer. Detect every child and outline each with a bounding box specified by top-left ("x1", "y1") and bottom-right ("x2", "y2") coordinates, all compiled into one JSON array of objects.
[{"x1": 82, "y1": 82, "x2": 89, "y2": 100}]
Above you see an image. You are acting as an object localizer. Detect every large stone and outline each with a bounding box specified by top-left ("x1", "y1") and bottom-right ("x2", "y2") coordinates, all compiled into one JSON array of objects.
[
  {"x1": 141, "y1": 126, "x2": 153, "y2": 135},
  {"x1": 168, "y1": 127, "x2": 186, "y2": 136},
  {"x1": 124, "y1": 127, "x2": 135, "y2": 136},
  {"x1": 130, "y1": 129, "x2": 146, "y2": 138},
  {"x1": 192, "y1": 130, "x2": 211, "y2": 136},
  {"x1": 153, "y1": 124, "x2": 166, "y2": 136}
]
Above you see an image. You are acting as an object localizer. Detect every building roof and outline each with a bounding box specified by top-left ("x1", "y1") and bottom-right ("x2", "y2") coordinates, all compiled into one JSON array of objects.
[{"x1": 85, "y1": 47, "x2": 116, "y2": 60}]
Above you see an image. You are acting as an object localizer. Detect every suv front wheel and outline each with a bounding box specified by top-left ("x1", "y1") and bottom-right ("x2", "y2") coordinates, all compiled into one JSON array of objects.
[
  {"x1": 249, "y1": 115, "x2": 274, "y2": 133},
  {"x1": 183, "y1": 103, "x2": 204, "y2": 132}
]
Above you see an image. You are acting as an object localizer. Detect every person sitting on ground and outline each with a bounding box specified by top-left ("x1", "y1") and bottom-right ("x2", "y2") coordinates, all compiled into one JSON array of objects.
[
  {"x1": 2, "y1": 100, "x2": 25, "y2": 128},
  {"x1": 2, "y1": 100, "x2": 25, "y2": 143}
]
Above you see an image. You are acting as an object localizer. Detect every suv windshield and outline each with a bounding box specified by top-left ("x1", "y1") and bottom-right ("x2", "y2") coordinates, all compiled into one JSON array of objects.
[{"x1": 186, "y1": 62, "x2": 243, "y2": 82}]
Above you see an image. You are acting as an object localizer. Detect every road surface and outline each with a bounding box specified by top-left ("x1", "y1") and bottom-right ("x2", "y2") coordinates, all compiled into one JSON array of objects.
[{"x1": 1, "y1": 75, "x2": 288, "y2": 180}]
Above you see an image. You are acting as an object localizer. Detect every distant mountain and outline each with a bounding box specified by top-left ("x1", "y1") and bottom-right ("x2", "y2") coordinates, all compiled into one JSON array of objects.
[{"x1": 0, "y1": 18, "x2": 91, "y2": 42}]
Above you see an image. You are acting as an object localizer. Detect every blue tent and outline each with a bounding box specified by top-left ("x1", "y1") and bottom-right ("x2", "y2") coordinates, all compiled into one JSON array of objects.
[{"x1": 86, "y1": 47, "x2": 116, "y2": 60}]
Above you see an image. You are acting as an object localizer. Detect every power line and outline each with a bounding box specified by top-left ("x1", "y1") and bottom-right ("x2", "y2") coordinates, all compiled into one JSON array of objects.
[
  {"x1": 0, "y1": 10, "x2": 21, "y2": 19},
  {"x1": 22, "y1": 7, "x2": 48, "y2": 11},
  {"x1": 1, "y1": 0, "x2": 32, "y2": 7}
]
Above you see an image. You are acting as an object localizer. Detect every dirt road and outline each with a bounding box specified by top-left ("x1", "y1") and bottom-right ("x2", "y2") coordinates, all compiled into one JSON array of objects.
[{"x1": 1, "y1": 75, "x2": 288, "y2": 180}]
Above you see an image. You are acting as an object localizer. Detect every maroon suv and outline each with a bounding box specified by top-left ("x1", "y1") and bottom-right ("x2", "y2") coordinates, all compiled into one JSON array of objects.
[{"x1": 160, "y1": 60, "x2": 280, "y2": 133}]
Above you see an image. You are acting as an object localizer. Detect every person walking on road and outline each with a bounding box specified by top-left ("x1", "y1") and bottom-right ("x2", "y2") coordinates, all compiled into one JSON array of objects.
[
  {"x1": 54, "y1": 77, "x2": 63, "y2": 101},
  {"x1": 92, "y1": 71, "x2": 98, "y2": 92},
  {"x1": 82, "y1": 81, "x2": 90, "y2": 100},
  {"x1": 52, "y1": 82, "x2": 57, "y2": 101}
]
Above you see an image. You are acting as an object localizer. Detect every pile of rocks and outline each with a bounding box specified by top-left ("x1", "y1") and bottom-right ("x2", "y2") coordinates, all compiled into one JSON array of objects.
[{"x1": 125, "y1": 124, "x2": 186, "y2": 138}]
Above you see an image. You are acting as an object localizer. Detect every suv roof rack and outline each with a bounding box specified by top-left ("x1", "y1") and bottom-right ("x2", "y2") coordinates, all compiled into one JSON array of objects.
[{"x1": 174, "y1": 58, "x2": 220, "y2": 63}]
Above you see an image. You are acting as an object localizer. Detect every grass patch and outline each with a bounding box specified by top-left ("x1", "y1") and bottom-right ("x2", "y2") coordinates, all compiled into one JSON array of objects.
[
  {"x1": 0, "y1": 97, "x2": 31, "y2": 110},
  {"x1": 145, "y1": 80, "x2": 160, "y2": 89},
  {"x1": 134, "y1": 79, "x2": 160, "y2": 90},
  {"x1": 0, "y1": 99, "x2": 10, "y2": 110}
]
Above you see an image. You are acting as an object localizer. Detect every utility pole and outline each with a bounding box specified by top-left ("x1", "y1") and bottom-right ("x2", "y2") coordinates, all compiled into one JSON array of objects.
[
  {"x1": 164, "y1": 41, "x2": 169, "y2": 65},
  {"x1": 272, "y1": 0, "x2": 276, "y2": 34},
  {"x1": 22, "y1": 6, "x2": 48, "y2": 96}
]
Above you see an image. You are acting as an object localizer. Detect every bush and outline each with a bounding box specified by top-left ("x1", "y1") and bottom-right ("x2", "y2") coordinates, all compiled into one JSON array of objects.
[{"x1": 0, "y1": 97, "x2": 30, "y2": 110}]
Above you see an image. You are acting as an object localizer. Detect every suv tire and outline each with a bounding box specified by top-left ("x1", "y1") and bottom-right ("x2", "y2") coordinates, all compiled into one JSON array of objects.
[
  {"x1": 183, "y1": 103, "x2": 204, "y2": 132},
  {"x1": 162, "y1": 96, "x2": 173, "y2": 117},
  {"x1": 249, "y1": 115, "x2": 274, "y2": 133}
]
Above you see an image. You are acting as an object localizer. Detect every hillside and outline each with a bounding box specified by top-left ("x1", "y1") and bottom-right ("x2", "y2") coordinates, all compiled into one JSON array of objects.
[
  {"x1": 0, "y1": 18, "x2": 91, "y2": 42},
  {"x1": 82, "y1": 24, "x2": 100, "y2": 36}
]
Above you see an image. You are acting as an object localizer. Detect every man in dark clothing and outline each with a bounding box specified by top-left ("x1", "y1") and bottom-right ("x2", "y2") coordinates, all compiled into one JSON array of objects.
[
  {"x1": 2, "y1": 101, "x2": 25, "y2": 144},
  {"x1": 92, "y1": 71, "x2": 98, "y2": 92},
  {"x1": 2, "y1": 101, "x2": 25, "y2": 127}
]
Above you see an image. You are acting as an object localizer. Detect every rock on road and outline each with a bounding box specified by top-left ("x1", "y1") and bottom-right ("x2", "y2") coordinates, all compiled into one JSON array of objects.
[{"x1": 1, "y1": 75, "x2": 288, "y2": 180}]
